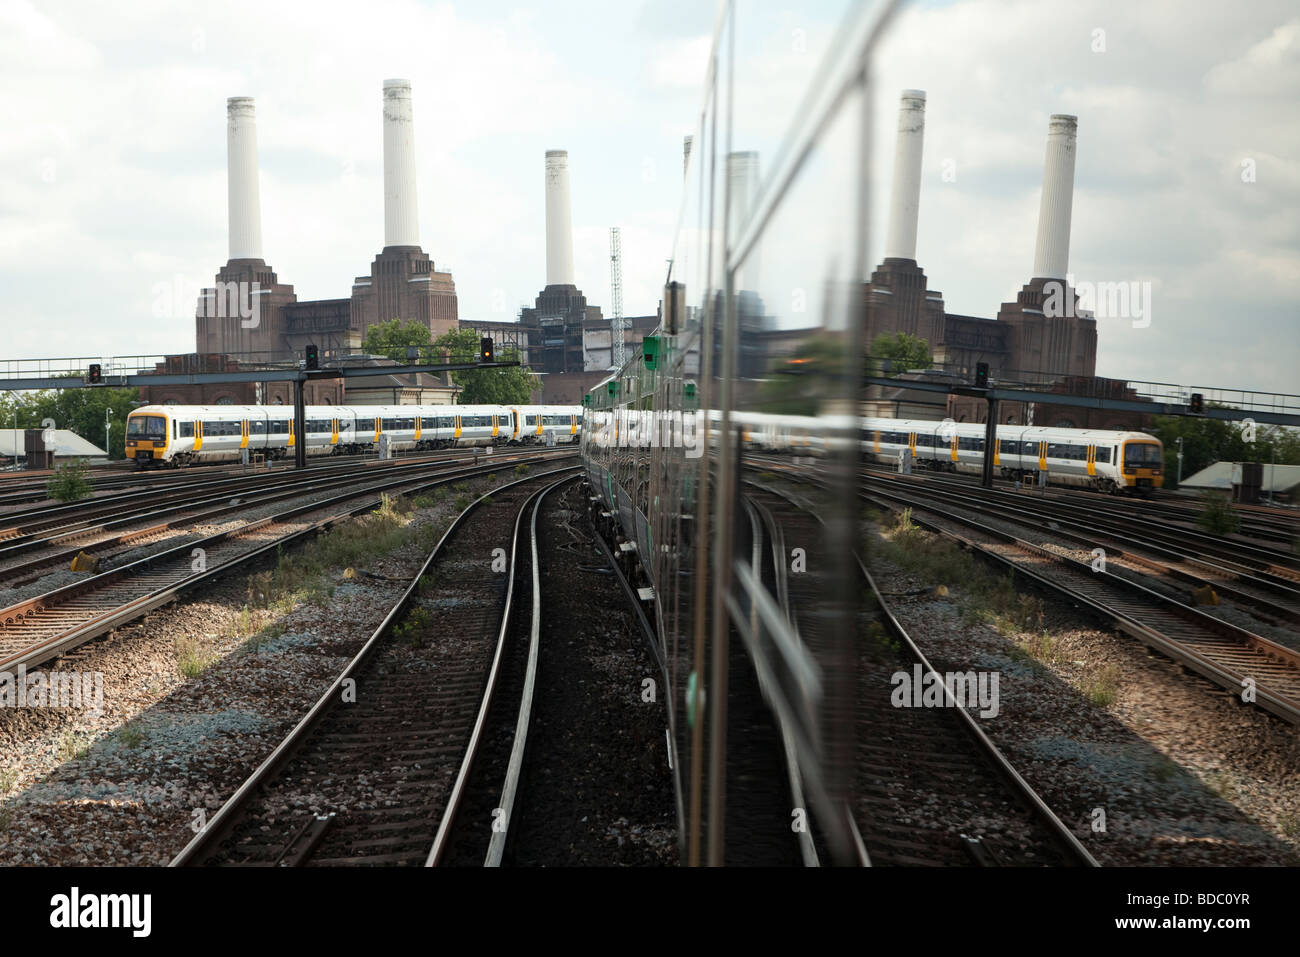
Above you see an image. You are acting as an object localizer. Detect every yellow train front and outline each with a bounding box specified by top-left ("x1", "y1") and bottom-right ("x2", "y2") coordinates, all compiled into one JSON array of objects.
[{"x1": 859, "y1": 417, "x2": 1165, "y2": 493}]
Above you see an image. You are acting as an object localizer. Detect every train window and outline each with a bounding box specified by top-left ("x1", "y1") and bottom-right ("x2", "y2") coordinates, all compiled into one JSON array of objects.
[
  {"x1": 1095, "y1": 446, "x2": 1110, "y2": 463},
  {"x1": 251, "y1": 420, "x2": 265, "y2": 434},
  {"x1": 179, "y1": 421, "x2": 194, "y2": 438},
  {"x1": 271, "y1": 420, "x2": 289, "y2": 433},
  {"x1": 357, "y1": 419, "x2": 375, "y2": 432}
]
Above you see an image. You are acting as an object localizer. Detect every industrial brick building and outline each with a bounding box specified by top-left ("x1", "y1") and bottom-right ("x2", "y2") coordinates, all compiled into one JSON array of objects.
[
  {"x1": 162, "y1": 96, "x2": 643, "y2": 409},
  {"x1": 195, "y1": 84, "x2": 458, "y2": 370},
  {"x1": 866, "y1": 92, "x2": 1143, "y2": 430}
]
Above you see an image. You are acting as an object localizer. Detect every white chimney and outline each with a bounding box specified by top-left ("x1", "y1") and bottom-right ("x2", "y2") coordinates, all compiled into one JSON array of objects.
[
  {"x1": 683, "y1": 135, "x2": 693, "y2": 178},
  {"x1": 727, "y1": 151, "x2": 760, "y2": 290},
  {"x1": 1031, "y1": 114, "x2": 1078, "y2": 280},
  {"x1": 383, "y1": 79, "x2": 419, "y2": 248},
  {"x1": 884, "y1": 89, "x2": 926, "y2": 261},
  {"x1": 545, "y1": 150, "x2": 574, "y2": 286},
  {"x1": 226, "y1": 97, "x2": 263, "y2": 261},
  {"x1": 726, "y1": 150, "x2": 760, "y2": 237}
]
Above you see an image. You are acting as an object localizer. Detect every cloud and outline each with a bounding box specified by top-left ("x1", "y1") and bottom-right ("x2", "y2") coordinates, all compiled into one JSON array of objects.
[{"x1": 0, "y1": 0, "x2": 1294, "y2": 398}]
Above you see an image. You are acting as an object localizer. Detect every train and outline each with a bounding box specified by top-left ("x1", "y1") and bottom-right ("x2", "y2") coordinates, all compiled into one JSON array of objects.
[
  {"x1": 124, "y1": 403, "x2": 583, "y2": 467},
  {"x1": 725, "y1": 414, "x2": 1164, "y2": 493},
  {"x1": 577, "y1": 0, "x2": 1177, "y2": 866},
  {"x1": 585, "y1": 407, "x2": 1164, "y2": 494},
  {"x1": 860, "y1": 417, "x2": 1163, "y2": 492}
]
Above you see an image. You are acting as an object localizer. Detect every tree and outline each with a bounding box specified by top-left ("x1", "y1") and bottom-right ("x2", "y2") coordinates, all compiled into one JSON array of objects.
[
  {"x1": 432, "y1": 328, "x2": 535, "y2": 405},
  {"x1": 757, "y1": 333, "x2": 850, "y2": 415},
  {"x1": 1150, "y1": 412, "x2": 1300, "y2": 488},
  {"x1": 870, "y1": 331, "x2": 932, "y2": 377},
  {"x1": 2, "y1": 381, "x2": 139, "y2": 460},
  {"x1": 362, "y1": 318, "x2": 432, "y2": 362}
]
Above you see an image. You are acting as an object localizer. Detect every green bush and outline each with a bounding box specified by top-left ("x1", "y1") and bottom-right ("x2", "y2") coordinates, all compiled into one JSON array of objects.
[
  {"x1": 1196, "y1": 492, "x2": 1240, "y2": 535},
  {"x1": 47, "y1": 460, "x2": 92, "y2": 502}
]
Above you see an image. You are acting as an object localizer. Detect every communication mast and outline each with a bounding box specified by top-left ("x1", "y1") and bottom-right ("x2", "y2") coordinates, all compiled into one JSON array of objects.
[{"x1": 610, "y1": 226, "x2": 625, "y2": 370}]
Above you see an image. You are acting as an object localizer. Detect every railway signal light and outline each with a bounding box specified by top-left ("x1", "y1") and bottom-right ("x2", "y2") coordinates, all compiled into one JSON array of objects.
[
  {"x1": 480, "y1": 337, "x2": 494, "y2": 362},
  {"x1": 87, "y1": 363, "x2": 102, "y2": 384},
  {"x1": 1189, "y1": 392, "x2": 1204, "y2": 414},
  {"x1": 305, "y1": 344, "x2": 319, "y2": 370},
  {"x1": 975, "y1": 362, "x2": 989, "y2": 388}
]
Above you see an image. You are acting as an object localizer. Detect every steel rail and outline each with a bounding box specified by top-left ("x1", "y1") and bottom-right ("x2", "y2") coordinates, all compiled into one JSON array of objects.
[
  {"x1": 0, "y1": 456, "x2": 577, "y2": 674},
  {"x1": 425, "y1": 480, "x2": 555, "y2": 866},
  {"x1": 169, "y1": 465, "x2": 579, "y2": 866},
  {"x1": 754, "y1": 480, "x2": 1099, "y2": 867},
  {"x1": 484, "y1": 476, "x2": 575, "y2": 866}
]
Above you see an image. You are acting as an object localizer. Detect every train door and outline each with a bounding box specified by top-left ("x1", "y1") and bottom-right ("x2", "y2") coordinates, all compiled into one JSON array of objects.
[
  {"x1": 1037, "y1": 440, "x2": 1048, "y2": 471},
  {"x1": 194, "y1": 420, "x2": 204, "y2": 452},
  {"x1": 454, "y1": 415, "x2": 463, "y2": 441},
  {"x1": 1086, "y1": 444, "x2": 1097, "y2": 477},
  {"x1": 240, "y1": 420, "x2": 249, "y2": 450},
  {"x1": 331, "y1": 418, "x2": 340, "y2": 446},
  {"x1": 414, "y1": 416, "x2": 422, "y2": 443}
]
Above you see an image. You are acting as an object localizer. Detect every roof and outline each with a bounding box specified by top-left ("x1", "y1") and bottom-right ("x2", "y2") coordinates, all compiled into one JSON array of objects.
[
  {"x1": 0, "y1": 429, "x2": 109, "y2": 458},
  {"x1": 1180, "y1": 461, "x2": 1300, "y2": 493}
]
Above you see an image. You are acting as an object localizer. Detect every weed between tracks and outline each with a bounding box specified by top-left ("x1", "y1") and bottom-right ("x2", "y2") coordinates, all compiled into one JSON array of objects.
[
  {"x1": 55, "y1": 729, "x2": 91, "y2": 763},
  {"x1": 173, "y1": 477, "x2": 503, "y2": 677},
  {"x1": 117, "y1": 721, "x2": 147, "y2": 749},
  {"x1": 176, "y1": 636, "x2": 215, "y2": 678},
  {"x1": 873, "y1": 507, "x2": 1124, "y2": 709}
]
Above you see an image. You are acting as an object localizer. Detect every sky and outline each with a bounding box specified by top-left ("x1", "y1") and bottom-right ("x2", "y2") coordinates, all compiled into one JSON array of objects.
[{"x1": 1, "y1": 0, "x2": 1296, "y2": 395}]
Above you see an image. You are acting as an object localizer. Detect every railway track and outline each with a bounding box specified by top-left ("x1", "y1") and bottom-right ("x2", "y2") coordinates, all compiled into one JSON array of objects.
[
  {"x1": 170, "y1": 468, "x2": 577, "y2": 866},
  {"x1": 0, "y1": 448, "x2": 561, "y2": 580},
  {"x1": 743, "y1": 479, "x2": 1095, "y2": 867},
  {"x1": 860, "y1": 489, "x2": 1300, "y2": 726},
  {"x1": 858, "y1": 472, "x2": 1300, "y2": 625},
  {"x1": 0, "y1": 447, "x2": 517, "y2": 532},
  {"x1": 0, "y1": 455, "x2": 575, "y2": 674},
  {"x1": 860, "y1": 461, "x2": 1300, "y2": 550}
]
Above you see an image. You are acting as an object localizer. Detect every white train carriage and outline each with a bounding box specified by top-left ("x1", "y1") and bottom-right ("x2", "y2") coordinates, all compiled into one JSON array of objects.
[
  {"x1": 508, "y1": 405, "x2": 583, "y2": 445},
  {"x1": 860, "y1": 417, "x2": 1164, "y2": 492},
  {"x1": 129, "y1": 402, "x2": 582, "y2": 467},
  {"x1": 126, "y1": 405, "x2": 293, "y2": 466}
]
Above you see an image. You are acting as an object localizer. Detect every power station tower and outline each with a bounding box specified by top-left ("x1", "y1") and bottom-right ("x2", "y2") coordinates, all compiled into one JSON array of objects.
[{"x1": 609, "y1": 226, "x2": 625, "y2": 370}]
